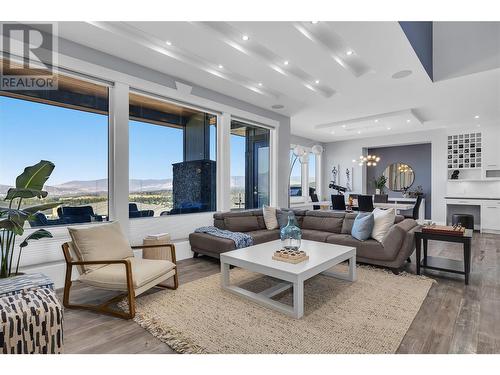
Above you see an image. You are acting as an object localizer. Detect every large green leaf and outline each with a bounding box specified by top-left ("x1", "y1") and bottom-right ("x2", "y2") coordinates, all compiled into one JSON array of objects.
[
  {"x1": 20, "y1": 229, "x2": 53, "y2": 248},
  {"x1": 0, "y1": 208, "x2": 29, "y2": 223},
  {"x1": 0, "y1": 218, "x2": 24, "y2": 236},
  {"x1": 15, "y1": 160, "x2": 55, "y2": 191},
  {"x1": 22, "y1": 202, "x2": 61, "y2": 214},
  {"x1": 5, "y1": 188, "x2": 48, "y2": 200}
]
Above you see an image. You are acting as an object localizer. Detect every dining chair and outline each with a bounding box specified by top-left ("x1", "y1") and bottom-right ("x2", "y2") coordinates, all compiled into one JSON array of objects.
[
  {"x1": 331, "y1": 194, "x2": 346, "y2": 211},
  {"x1": 374, "y1": 194, "x2": 388, "y2": 203},
  {"x1": 310, "y1": 193, "x2": 320, "y2": 210},
  {"x1": 403, "y1": 195, "x2": 423, "y2": 220},
  {"x1": 357, "y1": 195, "x2": 375, "y2": 212}
]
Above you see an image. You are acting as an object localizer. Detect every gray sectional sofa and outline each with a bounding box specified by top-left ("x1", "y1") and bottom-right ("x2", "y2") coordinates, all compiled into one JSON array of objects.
[{"x1": 189, "y1": 209, "x2": 420, "y2": 273}]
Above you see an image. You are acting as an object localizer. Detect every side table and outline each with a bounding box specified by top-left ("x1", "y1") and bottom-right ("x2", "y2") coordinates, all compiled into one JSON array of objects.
[{"x1": 414, "y1": 229, "x2": 473, "y2": 285}]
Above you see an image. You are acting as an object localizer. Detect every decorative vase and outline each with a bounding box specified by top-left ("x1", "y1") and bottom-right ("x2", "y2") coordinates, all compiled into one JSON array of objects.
[
  {"x1": 375, "y1": 188, "x2": 381, "y2": 195},
  {"x1": 280, "y1": 212, "x2": 302, "y2": 251}
]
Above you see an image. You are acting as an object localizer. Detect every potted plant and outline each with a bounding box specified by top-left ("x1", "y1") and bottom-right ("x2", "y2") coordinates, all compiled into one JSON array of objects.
[
  {"x1": 373, "y1": 175, "x2": 388, "y2": 195},
  {"x1": 0, "y1": 160, "x2": 59, "y2": 278}
]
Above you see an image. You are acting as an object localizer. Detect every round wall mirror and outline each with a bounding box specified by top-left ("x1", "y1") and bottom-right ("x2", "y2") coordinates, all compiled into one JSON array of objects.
[{"x1": 383, "y1": 163, "x2": 415, "y2": 191}]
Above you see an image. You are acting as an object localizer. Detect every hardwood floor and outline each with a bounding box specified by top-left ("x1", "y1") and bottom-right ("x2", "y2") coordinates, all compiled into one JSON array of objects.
[{"x1": 59, "y1": 232, "x2": 500, "y2": 354}]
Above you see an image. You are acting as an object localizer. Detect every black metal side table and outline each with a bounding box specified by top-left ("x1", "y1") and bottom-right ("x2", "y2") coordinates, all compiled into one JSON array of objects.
[{"x1": 414, "y1": 229, "x2": 473, "y2": 285}]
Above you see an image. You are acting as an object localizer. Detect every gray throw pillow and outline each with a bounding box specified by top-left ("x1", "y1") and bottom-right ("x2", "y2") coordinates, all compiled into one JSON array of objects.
[{"x1": 351, "y1": 212, "x2": 375, "y2": 241}]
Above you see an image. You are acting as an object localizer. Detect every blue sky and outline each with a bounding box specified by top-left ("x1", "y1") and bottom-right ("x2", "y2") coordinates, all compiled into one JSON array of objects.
[
  {"x1": 230, "y1": 134, "x2": 246, "y2": 179},
  {"x1": 0, "y1": 95, "x2": 246, "y2": 186},
  {"x1": 0, "y1": 96, "x2": 108, "y2": 185}
]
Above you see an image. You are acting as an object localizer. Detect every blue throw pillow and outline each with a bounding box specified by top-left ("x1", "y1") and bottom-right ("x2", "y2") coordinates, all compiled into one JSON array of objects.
[{"x1": 351, "y1": 212, "x2": 374, "y2": 241}]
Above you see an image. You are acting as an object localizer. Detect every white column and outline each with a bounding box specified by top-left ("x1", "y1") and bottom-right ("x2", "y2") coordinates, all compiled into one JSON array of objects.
[
  {"x1": 217, "y1": 112, "x2": 231, "y2": 212},
  {"x1": 108, "y1": 82, "x2": 130, "y2": 232},
  {"x1": 270, "y1": 127, "x2": 278, "y2": 207},
  {"x1": 316, "y1": 153, "x2": 323, "y2": 199},
  {"x1": 301, "y1": 159, "x2": 308, "y2": 199}
]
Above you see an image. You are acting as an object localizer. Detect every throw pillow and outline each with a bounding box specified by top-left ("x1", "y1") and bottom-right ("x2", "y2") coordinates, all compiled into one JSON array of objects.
[
  {"x1": 371, "y1": 208, "x2": 396, "y2": 242},
  {"x1": 262, "y1": 205, "x2": 279, "y2": 230},
  {"x1": 351, "y1": 212, "x2": 375, "y2": 241},
  {"x1": 68, "y1": 221, "x2": 134, "y2": 272}
]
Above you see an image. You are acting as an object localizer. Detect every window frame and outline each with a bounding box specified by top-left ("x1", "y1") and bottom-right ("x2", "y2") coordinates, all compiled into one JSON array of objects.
[
  {"x1": 127, "y1": 89, "x2": 219, "y2": 218},
  {"x1": 0, "y1": 68, "x2": 112, "y2": 227}
]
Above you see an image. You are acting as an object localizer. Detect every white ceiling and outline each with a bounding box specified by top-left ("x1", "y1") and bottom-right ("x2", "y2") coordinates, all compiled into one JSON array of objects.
[{"x1": 56, "y1": 21, "x2": 500, "y2": 142}]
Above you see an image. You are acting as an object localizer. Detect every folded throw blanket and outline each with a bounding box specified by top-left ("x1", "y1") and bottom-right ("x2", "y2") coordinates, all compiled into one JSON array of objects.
[{"x1": 195, "y1": 226, "x2": 254, "y2": 249}]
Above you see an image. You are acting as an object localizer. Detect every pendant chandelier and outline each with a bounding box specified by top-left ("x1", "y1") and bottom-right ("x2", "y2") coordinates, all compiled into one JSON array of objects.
[
  {"x1": 398, "y1": 163, "x2": 412, "y2": 173},
  {"x1": 354, "y1": 154, "x2": 380, "y2": 166}
]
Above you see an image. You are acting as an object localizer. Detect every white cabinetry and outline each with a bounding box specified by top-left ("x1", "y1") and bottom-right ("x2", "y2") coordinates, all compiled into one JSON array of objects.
[
  {"x1": 482, "y1": 127, "x2": 500, "y2": 179},
  {"x1": 481, "y1": 201, "x2": 500, "y2": 233},
  {"x1": 446, "y1": 198, "x2": 500, "y2": 233}
]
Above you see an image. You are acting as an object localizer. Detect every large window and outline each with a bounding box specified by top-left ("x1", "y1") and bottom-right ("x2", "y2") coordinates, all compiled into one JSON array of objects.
[
  {"x1": 230, "y1": 120, "x2": 270, "y2": 210},
  {"x1": 289, "y1": 147, "x2": 318, "y2": 198},
  {"x1": 129, "y1": 93, "x2": 217, "y2": 217},
  {"x1": 289, "y1": 149, "x2": 303, "y2": 197},
  {"x1": 0, "y1": 70, "x2": 109, "y2": 227}
]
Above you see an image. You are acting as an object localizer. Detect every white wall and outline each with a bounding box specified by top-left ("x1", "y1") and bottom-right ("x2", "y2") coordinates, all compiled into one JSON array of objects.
[{"x1": 323, "y1": 129, "x2": 448, "y2": 222}]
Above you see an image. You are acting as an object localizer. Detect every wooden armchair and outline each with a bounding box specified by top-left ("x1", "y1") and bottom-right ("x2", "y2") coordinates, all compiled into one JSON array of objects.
[{"x1": 61, "y1": 224, "x2": 179, "y2": 320}]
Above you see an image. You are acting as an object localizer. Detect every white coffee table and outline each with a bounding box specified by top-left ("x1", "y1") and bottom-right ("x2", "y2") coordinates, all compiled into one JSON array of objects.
[{"x1": 220, "y1": 239, "x2": 356, "y2": 319}]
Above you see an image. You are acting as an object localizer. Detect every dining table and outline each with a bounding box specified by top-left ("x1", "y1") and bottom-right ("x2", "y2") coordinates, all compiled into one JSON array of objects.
[{"x1": 373, "y1": 202, "x2": 415, "y2": 210}]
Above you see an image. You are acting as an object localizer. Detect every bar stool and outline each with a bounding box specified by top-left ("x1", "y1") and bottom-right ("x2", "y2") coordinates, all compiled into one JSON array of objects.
[{"x1": 452, "y1": 214, "x2": 474, "y2": 230}]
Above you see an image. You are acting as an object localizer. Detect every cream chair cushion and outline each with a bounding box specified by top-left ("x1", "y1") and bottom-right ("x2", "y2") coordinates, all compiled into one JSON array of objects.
[
  {"x1": 78, "y1": 257, "x2": 175, "y2": 292},
  {"x1": 68, "y1": 221, "x2": 134, "y2": 272}
]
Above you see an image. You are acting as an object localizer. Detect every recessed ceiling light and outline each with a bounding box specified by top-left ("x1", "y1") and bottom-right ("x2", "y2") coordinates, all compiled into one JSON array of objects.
[
  {"x1": 392, "y1": 70, "x2": 413, "y2": 79},
  {"x1": 474, "y1": 115, "x2": 480, "y2": 119},
  {"x1": 341, "y1": 124, "x2": 347, "y2": 128},
  {"x1": 374, "y1": 119, "x2": 379, "y2": 123},
  {"x1": 166, "y1": 41, "x2": 172, "y2": 46},
  {"x1": 357, "y1": 130, "x2": 361, "y2": 134},
  {"x1": 346, "y1": 50, "x2": 354, "y2": 56},
  {"x1": 258, "y1": 82, "x2": 263, "y2": 86},
  {"x1": 242, "y1": 35, "x2": 249, "y2": 41},
  {"x1": 315, "y1": 80, "x2": 320, "y2": 84},
  {"x1": 476, "y1": 124, "x2": 481, "y2": 127},
  {"x1": 406, "y1": 119, "x2": 411, "y2": 123},
  {"x1": 218, "y1": 64, "x2": 224, "y2": 69},
  {"x1": 331, "y1": 130, "x2": 336, "y2": 134},
  {"x1": 311, "y1": 21, "x2": 319, "y2": 24},
  {"x1": 387, "y1": 127, "x2": 391, "y2": 130},
  {"x1": 284, "y1": 60, "x2": 289, "y2": 65},
  {"x1": 271, "y1": 104, "x2": 284, "y2": 109}
]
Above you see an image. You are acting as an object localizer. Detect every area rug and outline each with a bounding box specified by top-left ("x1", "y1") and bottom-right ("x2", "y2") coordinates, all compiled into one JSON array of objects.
[{"x1": 130, "y1": 265, "x2": 434, "y2": 354}]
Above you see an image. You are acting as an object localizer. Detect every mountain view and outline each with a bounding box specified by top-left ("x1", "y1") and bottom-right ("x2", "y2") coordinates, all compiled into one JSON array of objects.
[
  {"x1": 0, "y1": 176, "x2": 249, "y2": 217},
  {"x1": 1, "y1": 177, "x2": 247, "y2": 196}
]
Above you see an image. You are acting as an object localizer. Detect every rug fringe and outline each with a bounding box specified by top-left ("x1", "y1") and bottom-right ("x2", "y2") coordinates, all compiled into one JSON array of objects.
[{"x1": 133, "y1": 314, "x2": 207, "y2": 354}]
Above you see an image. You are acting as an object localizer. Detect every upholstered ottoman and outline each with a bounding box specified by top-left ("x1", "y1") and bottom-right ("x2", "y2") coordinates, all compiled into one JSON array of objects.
[{"x1": 0, "y1": 274, "x2": 63, "y2": 354}]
